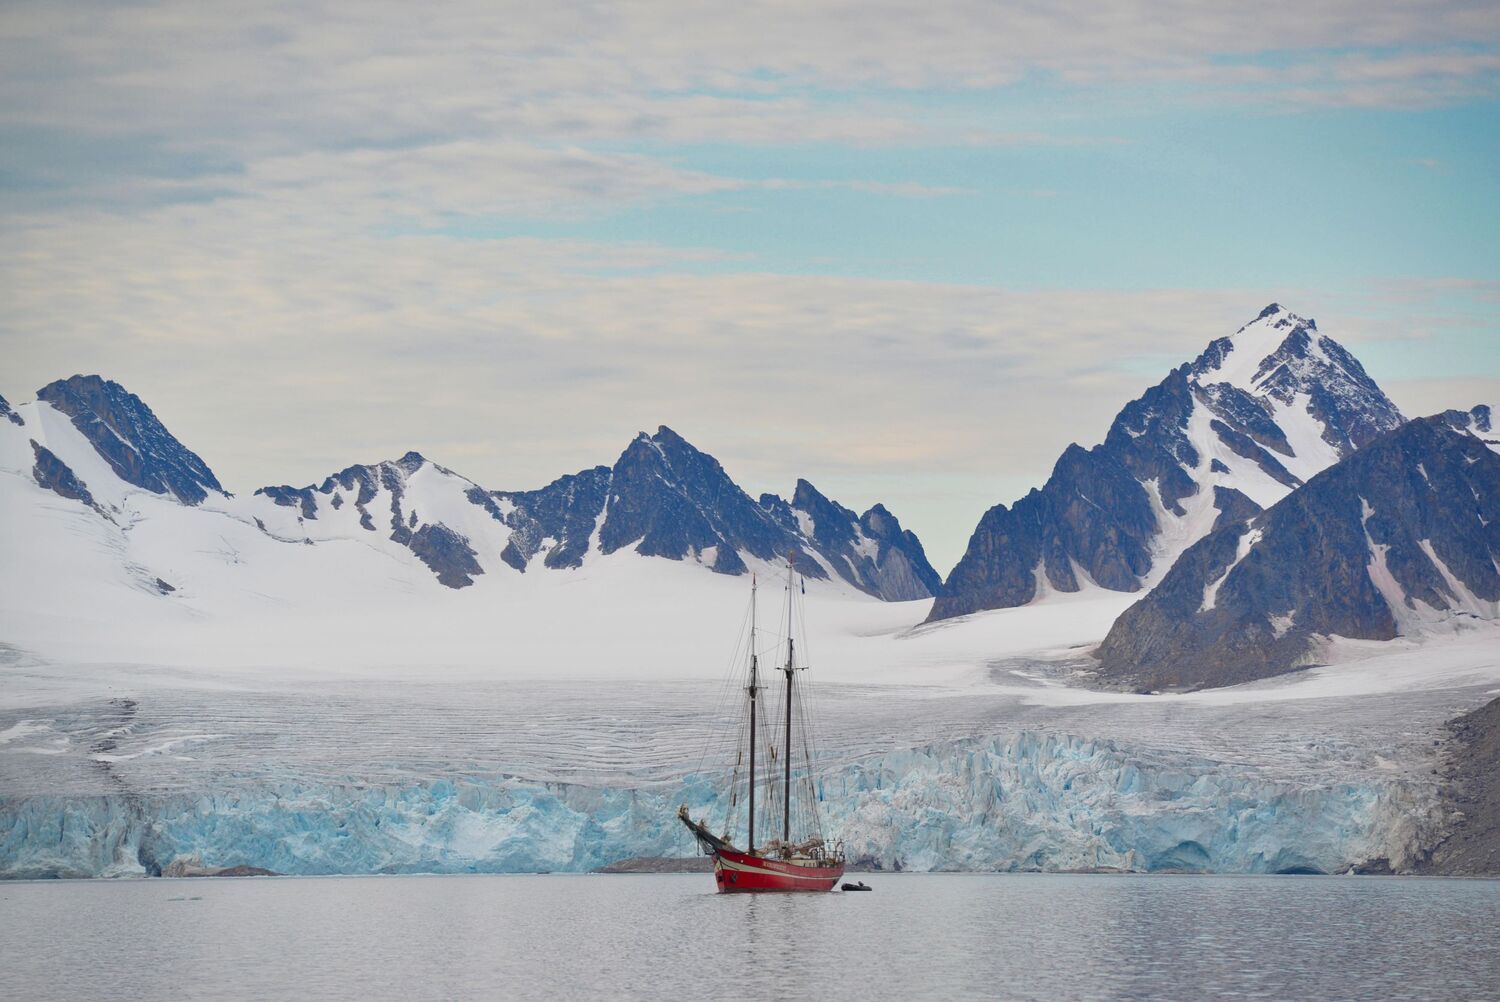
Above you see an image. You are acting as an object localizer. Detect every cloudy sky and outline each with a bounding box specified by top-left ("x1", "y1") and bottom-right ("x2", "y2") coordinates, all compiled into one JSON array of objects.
[{"x1": 5, "y1": 1, "x2": 1499, "y2": 569}]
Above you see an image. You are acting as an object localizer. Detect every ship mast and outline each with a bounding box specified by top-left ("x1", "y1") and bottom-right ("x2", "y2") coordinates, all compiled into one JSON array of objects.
[
  {"x1": 783, "y1": 555, "x2": 795, "y2": 846},
  {"x1": 747, "y1": 574, "x2": 758, "y2": 853}
]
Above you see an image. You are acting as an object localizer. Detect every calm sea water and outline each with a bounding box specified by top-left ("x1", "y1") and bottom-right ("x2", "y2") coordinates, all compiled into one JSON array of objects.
[{"x1": 2, "y1": 873, "x2": 1497, "y2": 1001}]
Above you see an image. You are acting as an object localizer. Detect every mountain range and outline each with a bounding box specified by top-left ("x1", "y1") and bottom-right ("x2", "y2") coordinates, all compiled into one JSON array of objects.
[
  {"x1": 2, "y1": 304, "x2": 1495, "y2": 689},
  {"x1": 1, "y1": 375, "x2": 940, "y2": 605}
]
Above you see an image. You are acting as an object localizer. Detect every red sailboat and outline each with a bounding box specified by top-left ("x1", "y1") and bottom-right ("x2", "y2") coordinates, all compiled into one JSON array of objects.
[{"x1": 678, "y1": 562, "x2": 845, "y2": 893}]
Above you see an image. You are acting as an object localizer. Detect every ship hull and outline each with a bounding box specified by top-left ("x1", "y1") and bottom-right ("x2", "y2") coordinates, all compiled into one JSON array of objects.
[{"x1": 712, "y1": 847, "x2": 844, "y2": 893}]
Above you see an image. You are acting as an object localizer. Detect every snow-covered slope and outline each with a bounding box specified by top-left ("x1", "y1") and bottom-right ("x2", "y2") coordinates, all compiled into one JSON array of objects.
[
  {"x1": 254, "y1": 451, "x2": 509, "y2": 588},
  {"x1": 0, "y1": 379, "x2": 954, "y2": 674},
  {"x1": 930, "y1": 304, "x2": 1405, "y2": 622}
]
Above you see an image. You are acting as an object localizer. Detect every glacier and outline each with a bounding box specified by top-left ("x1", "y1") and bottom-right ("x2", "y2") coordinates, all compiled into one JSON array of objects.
[
  {"x1": 0, "y1": 732, "x2": 1433, "y2": 879},
  {"x1": 3, "y1": 578, "x2": 1496, "y2": 880}
]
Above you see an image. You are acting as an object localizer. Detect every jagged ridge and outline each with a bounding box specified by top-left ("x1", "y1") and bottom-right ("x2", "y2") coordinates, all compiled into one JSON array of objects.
[
  {"x1": 929, "y1": 305, "x2": 1405, "y2": 622},
  {"x1": 242, "y1": 423, "x2": 938, "y2": 596}
]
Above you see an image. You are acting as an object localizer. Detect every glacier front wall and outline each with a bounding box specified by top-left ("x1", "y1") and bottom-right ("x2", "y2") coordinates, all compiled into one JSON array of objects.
[{"x1": 0, "y1": 732, "x2": 1435, "y2": 879}]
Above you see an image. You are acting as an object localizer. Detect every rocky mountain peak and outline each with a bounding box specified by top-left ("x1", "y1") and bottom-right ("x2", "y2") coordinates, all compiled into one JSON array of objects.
[
  {"x1": 791, "y1": 476, "x2": 822, "y2": 504},
  {"x1": 791, "y1": 477, "x2": 857, "y2": 525},
  {"x1": 599, "y1": 426, "x2": 809, "y2": 576},
  {"x1": 35, "y1": 374, "x2": 223, "y2": 505},
  {"x1": 1180, "y1": 318, "x2": 1399, "y2": 501},
  {"x1": 930, "y1": 305, "x2": 1407, "y2": 623},
  {"x1": 7, "y1": 376, "x2": 945, "y2": 604},
  {"x1": 1197, "y1": 305, "x2": 1317, "y2": 384},
  {"x1": 1438, "y1": 403, "x2": 1498, "y2": 453},
  {"x1": 789, "y1": 478, "x2": 860, "y2": 551},
  {"x1": 1234, "y1": 302, "x2": 1314, "y2": 335},
  {"x1": 1191, "y1": 306, "x2": 1402, "y2": 455},
  {"x1": 765, "y1": 476, "x2": 935, "y2": 600}
]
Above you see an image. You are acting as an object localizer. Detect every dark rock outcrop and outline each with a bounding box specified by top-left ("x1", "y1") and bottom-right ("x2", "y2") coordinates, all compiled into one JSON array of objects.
[
  {"x1": 1417, "y1": 696, "x2": 1500, "y2": 877},
  {"x1": 490, "y1": 467, "x2": 612, "y2": 571},
  {"x1": 1211, "y1": 486, "x2": 1261, "y2": 531},
  {"x1": 1248, "y1": 324, "x2": 1403, "y2": 455},
  {"x1": 1206, "y1": 416, "x2": 1299, "y2": 488},
  {"x1": 30, "y1": 440, "x2": 95, "y2": 506},
  {"x1": 1438, "y1": 403, "x2": 1497, "y2": 452},
  {"x1": 857, "y1": 503, "x2": 943, "y2": 600},
  {"x1": 36, "y1": 375, "x2": 223, "y2": 505},
  {"x1": 255, "y1": 484, "x2": 319, "y2": 519},
  {"x1": 0, "y1": 393, "x2": 22, "y2": 426},
  {"x1": 1095, "y1": 417, "x2": 1500, "y2": 690},
  {"x1": 931, "y1": 445, "x2": 1158, "y2": 618},
  {"x1": 482, "y1": 433, "x2": 937, "y2": 596},
  {"x1": 407, "y1": 523, "x2": 483, "y2": 589}
]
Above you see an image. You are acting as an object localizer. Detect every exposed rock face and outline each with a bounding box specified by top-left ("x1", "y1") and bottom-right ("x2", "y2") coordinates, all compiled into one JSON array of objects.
[
  {"x1": 490, "y1": 429, "x2": 940, "y2": 598},
  {"x1": 1211, "y1": 486, "x2": 1262, "y2": 531},
  {"x1": 596, "y1": 426, "x2": 819, "y2": 577},
  {"x1": 1438, "y1": 403, "x2": 1498, "y2": 453},
  {"x1": 1418, "y1": 696, "x2": 1500, "y2": 876},
  {"x1": 929, "y1": 305, "x2": 1405, "y2": 623},
  {"x1": 490, "y1": 467, "x2": 611, "y2": 571},
  {"x1": 0, "y1": 393, "x2": 22, "y2": 426},
  {"x1": 30, "y1": 440, "x2": 95, "y2": 506},
  {"x1": 1095, "y1": 417, "x2": 1500, "y2": 690},
  {"x1": 933, "y1": 446, "x2": 1159, "y2": 619},
  {"x1": 855, "y1": 502, "x2": 942, "y2": 600},
  {"x1": 478, "y1": 431, "x2": 938, "y2": 596},
  {"x1": 256, "y1": 484, "x2": 319, "y2": 519},
  {"x1": 1195, "y1": 307, "x2": 1402, "y2": 455},
  {"x1": 781, "y1": 480, "x2": 941, "y2": 600},
  {"x1": 407, "y1": 523, "x2": 484, "y2": 589},
  {"x1": 36, "y1": 375, "x2": 223, "y2": 505}
]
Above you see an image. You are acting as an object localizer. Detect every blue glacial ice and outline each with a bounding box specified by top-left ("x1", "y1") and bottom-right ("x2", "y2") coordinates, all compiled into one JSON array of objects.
[{"x1": 0, "y1": 730, "x2": 1437, "y2": 879}]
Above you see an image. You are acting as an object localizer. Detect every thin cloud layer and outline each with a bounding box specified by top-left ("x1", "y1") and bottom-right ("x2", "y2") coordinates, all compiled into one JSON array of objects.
[
  {"x1": 5, "y1": 2, "x2": 1497, "y2": 137},
  {"x1": 3, "y1": 1, "x2": 1497, "y2": 567},
  {"x1": 6, "y1": 179, "x2": 1486, "y2": 566}
]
